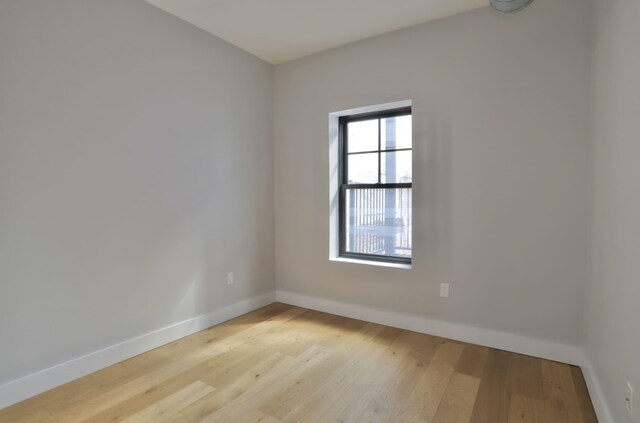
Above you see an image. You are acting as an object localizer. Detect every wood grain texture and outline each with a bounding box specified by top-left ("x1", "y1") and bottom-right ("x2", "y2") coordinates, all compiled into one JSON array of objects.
[
  {"x1": 0, "y1": 303, "x2": 598, "y2": 423},
  {"x1": 571, "y1": 366, "x2": 599, "y2": 423},
  {"x1": 470, "y1": 349, "x2": 512, "y2": 423},
  {"x1": 541, "y1": 360, "x2": 585, "y2": 422},
  {"x1": 507, "y1": 394, "x2": 542, "y2": 423}
]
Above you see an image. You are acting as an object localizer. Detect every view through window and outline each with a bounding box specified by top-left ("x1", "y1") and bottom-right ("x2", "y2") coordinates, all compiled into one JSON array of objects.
[{"x1": 339, "y1": 107, "x2": 412, "y2": 264}]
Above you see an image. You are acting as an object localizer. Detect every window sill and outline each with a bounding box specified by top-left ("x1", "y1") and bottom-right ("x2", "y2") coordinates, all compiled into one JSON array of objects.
[{"x1": 330, "y1": 256, "x2": 412, "y2": 270}]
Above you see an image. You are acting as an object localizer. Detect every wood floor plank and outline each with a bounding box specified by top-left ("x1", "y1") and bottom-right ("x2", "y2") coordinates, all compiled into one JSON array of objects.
[
  {"x1": 177, "y1": 407, "x2": 279, "y2": 423},
  {"x1": 508, "y1": 354, "x2": 543, "y2": 399},
  {"x1": 469, "y1": 349, "x2": 512, "y2": 423},
  {"x1": 377, "y1": 329, "x2": 439, "y2": 367},
  {"x1": 178, "y1": 352, "x2": 294, "y2": 421},
  {"x1": 276, "y1": 338, "x2": 390, "y2": 422},
  {"x1": 306, "y1": 360, "x2": 393, "y2": 423},
  {"x1": 570, "y1": 366, "x2": 599, "y2": 423},
  {"x1": 393, "y1": 340, "x2": 465, "y2": 423},
  {"x1": 201, "y1": 349, "x2": 290, "y2": 396},
  {"x1": 0, "y1": 406, "x2": 56, "y2": 423},
  {"x1": 315, "y1": 315, "x2": 368, "y2": 349},
  {"x1": 456, "y1": 344, "x2": 490, "y2": 379},
  {"x1": 431, "y1": 372, "x2": 482, "y2": 423},
  {"x1": 355, "y1": 331, "x2": 440, "y2": 422},
  {"x1": 119, "y1": 380, "x2": 214, "y2": 423},
  {"x1": 82, "y1": 361, "x2": 219, "y2": 422},
  {"x1": 91, "y1": 313, "x2": 306, "y2": 421},
  {"x1": 198, "y1": 332, "x2": 294, "y2": 389},
  {"x1": 159, "y1": 391, "x2": 229, "y2": 423},
  {"x1": 27, "y1": 363, "x2": 132, "y2": 417},
  {"x1": 53, "y1": 343, "x2": 230, "y2": 422},
  {"x1": 197, "y1": 345, "x2": 332, "y2": 422},
  {"x1": 507, "y1": 394, "x2": 542, "y2": 423},
  {"x1": 0, "y1": 303, "x2": 599, "y2": 423},
  {"x1": 120, "y1": 303, "x2": 297, "y2": 374},
  {"x1": 253, "y1": 310, "x2": 345, "y2": 358},
  {"x1": 215, "y1": 409, "x2": 280, "y2": 423},
  {"x1": 541, "y1": 360, "x2": 584, "y2": 423},
  {"x1": 257, "y1": 323, "x2": 386, "y2": 420},
  {"x1": 23, "y1": 304, "x2": 297, "y2": 419},
  {"x1": 371, "y1": 325, "x2": 404, "y2": 346},
  {"x1": 51, "y1": 306, "x2": 306, "y2": 422}
]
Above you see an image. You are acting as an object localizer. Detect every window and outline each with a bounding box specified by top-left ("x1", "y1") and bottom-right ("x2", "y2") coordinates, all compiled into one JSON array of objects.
[{"x1": 338, "y1": 107, "x2": 412, "y2": 264}]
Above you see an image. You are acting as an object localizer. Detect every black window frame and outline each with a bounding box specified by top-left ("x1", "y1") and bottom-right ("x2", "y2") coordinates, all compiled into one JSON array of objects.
[{"x1": 338, "y1": 106, "x2": 412, "y2": 265}]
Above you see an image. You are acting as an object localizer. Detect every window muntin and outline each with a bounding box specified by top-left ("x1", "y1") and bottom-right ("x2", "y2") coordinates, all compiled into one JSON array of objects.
[{"x1": 339, "y1": 107, "x2": 412, "y2": 264}]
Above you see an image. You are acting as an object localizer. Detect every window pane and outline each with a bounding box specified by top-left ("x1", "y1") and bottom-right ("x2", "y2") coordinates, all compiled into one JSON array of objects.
[
  {"x1": 347, "y1": 119, "x2": 378, "y2": 153},
  {"x1": 345, "y1": 187, "x2": 412, "y2": 258},
  {"x1": 381, "y1": 150, "x2": 412, "y2": 183},
  {"x1": 347, "y1": 153, "x2": 378, "y2": 184},
  {"x1": 381, "y1": 115, "x2": 412, "y2": 150}
]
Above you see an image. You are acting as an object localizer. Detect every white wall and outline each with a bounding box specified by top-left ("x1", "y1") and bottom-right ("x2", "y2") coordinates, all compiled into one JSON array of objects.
[
  {"x1": 274, "y1": 0, "x2": 591, "y2": 346},
  {"x1": 587, "y1": 0, "x2": 640, "y2": 421},
  {"x1": 0, "y1": 0, "x2": 274, "y2": 385}
]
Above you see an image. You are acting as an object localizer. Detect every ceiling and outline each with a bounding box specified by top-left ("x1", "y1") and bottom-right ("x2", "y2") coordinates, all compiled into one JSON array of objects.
[{"x1": 145, "y1": 0, "x2": 488, "y2": 64}]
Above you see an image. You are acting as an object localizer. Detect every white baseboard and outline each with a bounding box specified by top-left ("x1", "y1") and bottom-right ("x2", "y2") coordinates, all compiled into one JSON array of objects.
[
  {"x1": 276, "y1": 290, "x2": 584, "y2": 365},
  {"x1": 580, "y1": 356, "x2": 614, "y2": 423},
  {"x1": 0, "y1": 291, "x2": 276, "y2": 410}
]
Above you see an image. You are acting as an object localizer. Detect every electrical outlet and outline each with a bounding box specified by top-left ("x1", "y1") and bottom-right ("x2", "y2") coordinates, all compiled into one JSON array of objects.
[
  {"x1": 227, "y1": 272, "x2": 234, "y2": 285},
  {"x1": 440, "y1": 283, "x2": 450, "y2": 298},
  {"x1": 627, "y1": 382, "x2": 634, "y2": 418}
]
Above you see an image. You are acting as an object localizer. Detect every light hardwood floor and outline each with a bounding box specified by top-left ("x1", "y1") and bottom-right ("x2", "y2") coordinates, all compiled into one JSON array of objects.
[{"x1": 0, "y1": 303, "x2": 598, "y2": 423}]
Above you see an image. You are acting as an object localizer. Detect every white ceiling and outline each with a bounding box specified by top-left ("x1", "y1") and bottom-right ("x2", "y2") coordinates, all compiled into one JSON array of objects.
[{"x1": 145, "y1": 0, "x2": 488, "y2": 64}]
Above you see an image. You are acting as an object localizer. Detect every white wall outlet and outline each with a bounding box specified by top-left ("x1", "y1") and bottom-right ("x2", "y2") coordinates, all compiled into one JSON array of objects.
[
  {"x1": 627, "y1": 382, "x2": 634, "y2": 418},
  {"x1": 440, "y1": 283, "x2": 450, "y2": 298},
  {"x1": 227, "y1": 272, "x2": 234, "y2": 285}
]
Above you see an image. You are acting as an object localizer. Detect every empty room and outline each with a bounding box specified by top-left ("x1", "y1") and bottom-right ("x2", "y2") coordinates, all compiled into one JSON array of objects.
[{"x1": 0, "y1": 0, "x2": 638, "y2": 422}]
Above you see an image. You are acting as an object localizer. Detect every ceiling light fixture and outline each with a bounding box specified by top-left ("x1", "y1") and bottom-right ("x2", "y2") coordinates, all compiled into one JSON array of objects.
[{"x1": 490, "y1": 0, "x2": 535, "y2": 13}]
